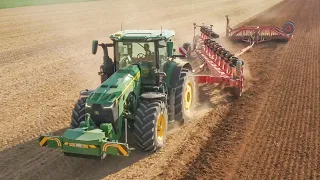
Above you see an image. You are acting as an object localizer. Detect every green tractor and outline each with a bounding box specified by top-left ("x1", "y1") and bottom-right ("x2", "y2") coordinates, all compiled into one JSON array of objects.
[{"x1": 39, "y1": 30, "x2": 197, "y2": 159}]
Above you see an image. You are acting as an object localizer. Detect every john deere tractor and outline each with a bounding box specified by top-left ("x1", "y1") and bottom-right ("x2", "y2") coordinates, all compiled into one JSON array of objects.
[{"x1": 39, "y1": 30, "x2": 196, "y2": 159}]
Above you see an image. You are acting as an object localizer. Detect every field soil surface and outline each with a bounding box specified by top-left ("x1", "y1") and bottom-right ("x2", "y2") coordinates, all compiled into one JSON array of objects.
[
  {"x1": 165, "y1": 0, "x2": 320, "y2": 179},
  {"x1": 2, "y1": 0, "x2": 318, "y2": 179}
]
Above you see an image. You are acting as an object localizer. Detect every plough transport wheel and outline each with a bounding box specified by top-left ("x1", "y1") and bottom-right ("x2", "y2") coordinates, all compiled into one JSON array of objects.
[
  {"x1": 282, "y1": 21, "x2": 295, "y2": 34},
  {"x1": 134, "y1": 100, "x2": 168, "y2": 152}
]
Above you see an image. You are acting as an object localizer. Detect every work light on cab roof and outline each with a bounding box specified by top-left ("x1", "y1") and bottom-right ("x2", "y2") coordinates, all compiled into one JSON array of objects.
[{"x1": 109, "y1": 30, "x2": 175, "y2": 41}]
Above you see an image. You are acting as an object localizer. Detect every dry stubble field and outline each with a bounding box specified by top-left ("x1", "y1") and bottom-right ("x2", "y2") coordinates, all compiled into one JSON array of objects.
[{"x1": 1, "y1": 0, "x2": 319, "y2": 179}]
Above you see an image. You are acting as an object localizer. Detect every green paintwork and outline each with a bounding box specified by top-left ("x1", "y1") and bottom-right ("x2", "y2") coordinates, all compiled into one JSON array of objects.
[
  {"x1": 39, "y1": 132, "x2": 130, "y2": 157},
  {"x1": 39, "y1": 29, "x2": 193, "y2": 158},
  {"x1": 63, "y1": 145, "x2": 101, "y2": 156},
  {"x1": 45, "y1": 136, "x2": 63, "y2": 148},
  {"x1": 86, "y1": 65, "x2": 141, "y2": 106},
  {"x1": 100, "y1": 123, "x2": 113, "y2": 138},
  {"x1": 63, "y1": 128, "x2": 85, "y2": 140},
  {"x1": 59, "y1": 65, "x2": 140, "y2": 156},
  {"x1": 86, "y1": 64, "x2": 141, "y2": 142},
  {"x1": 39, "y1": 64, "x2": 141, "y2": 157},
  {"x1": 163, "y1": 61, "x2": 178, "y2": 88},
  {"x1": 110, "y1": 30, "x2": 175, "y2": 41},
  {"x1": 167, "y1": 41, "x2": 174, "y2": 57},
  {"x1": 63, "y1": 129, "x2": 104, "y2": 144}
]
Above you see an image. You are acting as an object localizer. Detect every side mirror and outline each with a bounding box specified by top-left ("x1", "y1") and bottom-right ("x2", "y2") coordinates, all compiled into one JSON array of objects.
[
  {"x1": 167, "y1": 41, "x2": 174, "y2": 57},
  {"x1": 92, "y1": 40, "x2": 98, "y2": 55}
]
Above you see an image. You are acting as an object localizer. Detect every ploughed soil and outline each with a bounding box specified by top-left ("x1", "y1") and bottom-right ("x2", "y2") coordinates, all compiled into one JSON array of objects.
[
  {"x1": 160, "y1": 0, "x2": 320, "y2": 179},
  {"x1": 2, "y1": 0, "x2": 319, "y2": 179}
]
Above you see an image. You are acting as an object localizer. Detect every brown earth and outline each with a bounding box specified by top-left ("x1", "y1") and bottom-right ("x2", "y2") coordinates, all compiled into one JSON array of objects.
[
  {"x1": 1, "y1": 0, "x2": 319, "y2": 179},
  {"x1": 159, "y1": 0, "x2": 320, "y2": 179}
]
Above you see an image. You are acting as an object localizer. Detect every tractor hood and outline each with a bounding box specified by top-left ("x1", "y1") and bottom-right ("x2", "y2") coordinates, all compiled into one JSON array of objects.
[{"x1": 86, "y1": 65, "x2": 141, "y2": 106}]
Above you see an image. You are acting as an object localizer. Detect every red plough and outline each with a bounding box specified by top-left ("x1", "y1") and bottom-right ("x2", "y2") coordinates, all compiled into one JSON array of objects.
[
  {"x1": 225, "y1": 15, "x2": 295, "y2": 44},
  {"x1": 180, "y1": 17, "x2": 295, "y2": 98},
  {"x1": 188, "y1": 23, "x2": 245, "y2": 97}
]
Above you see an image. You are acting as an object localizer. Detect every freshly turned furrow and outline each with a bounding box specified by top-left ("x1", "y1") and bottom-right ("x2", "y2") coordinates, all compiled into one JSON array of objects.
[
  {"x1": 275, "y1": 37, "x2": 305, "y2": 179},
  {"x1": 311, "y1": 24, "x2": 320, "y2": 179},
  {"x1": 229, "y1": 0, "x2": 320, "y2": 179},
  {"x1": 275, "y1": 35, "x2": 303, "y2": 179},
  {"x1": 1, "y1": 0, "x2": 289, "y2": 180},
  {"x1": 262, "y1": 59, "x2": 296, "y2": 179},
  {"x1": 297, "y1": 34, "x2": 313, "y2": 180},
  {"x1": 255, "y1": 46, "x2": 297, "y2": 179},
  {"x1": 231, "y1": 2, "x2": 296, "y2": 175},
  {"x1": 279, "y1": 46, "x2": 303, "y2": 179}
]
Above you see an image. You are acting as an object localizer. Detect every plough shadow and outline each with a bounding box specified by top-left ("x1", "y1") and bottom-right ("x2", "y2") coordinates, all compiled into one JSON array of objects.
[{"x1": 0, "y1": 128, "x2": 152, "y2": 180}]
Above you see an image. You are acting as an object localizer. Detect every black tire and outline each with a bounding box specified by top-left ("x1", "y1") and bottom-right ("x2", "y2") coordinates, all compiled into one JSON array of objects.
[
  {"x1": 134, "y1": 100, "x2": 168, "y2": 152},
  {"x1": 101, "y1": 74, "x2": 108, "y2": 84},
  {"x1": 233, "y1": 87, "x2": 242, "y2": 98},
  {"x1": 282, "y1": 21, "x2": 295, "y2": 34},
  {"x1": 70, "y1": 97, "x2": 87, "y2": 128},
  {"x1": 174, "y1": 68, "x2": 197, "y2": 122}
]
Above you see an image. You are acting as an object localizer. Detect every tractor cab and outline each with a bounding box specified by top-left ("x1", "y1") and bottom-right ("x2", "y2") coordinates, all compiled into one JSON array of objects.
[
  {"x1": 109, "y1": 30, "x2": 175, "y2": 85},
  {"x1": 92, "y1": 30, "x2": 176, "y2": 85}
]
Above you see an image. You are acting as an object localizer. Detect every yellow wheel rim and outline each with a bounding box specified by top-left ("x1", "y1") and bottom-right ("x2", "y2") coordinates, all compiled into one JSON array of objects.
[
  {"x1": 184, "y1": 82, "x2": 193, "y2": 112},
  {"x1": 157, "y1": 114, "x2": 166, "y2": 141}
]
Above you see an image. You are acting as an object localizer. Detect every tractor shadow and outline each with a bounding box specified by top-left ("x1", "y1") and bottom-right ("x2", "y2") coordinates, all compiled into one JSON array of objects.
[{"x1": 0, "y1": 128, "x2": 151, "y2": 180}]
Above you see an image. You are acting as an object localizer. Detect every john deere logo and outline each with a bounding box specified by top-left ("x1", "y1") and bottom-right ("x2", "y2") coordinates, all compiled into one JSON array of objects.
[{"x1": 94, "y1": 111, "x2": 100, "y2": 115}]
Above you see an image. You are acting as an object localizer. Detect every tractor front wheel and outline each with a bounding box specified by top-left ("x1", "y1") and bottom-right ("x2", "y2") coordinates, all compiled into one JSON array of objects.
[
  {"x1": 70, "y1": 97, "x2": 87, "y2": 128},
  {"x1": 134, "y1": 100, "x2": 168, "y2": 152},
  {"x1": 174, "y1": 68, "x2": 197, "y2": 123}
]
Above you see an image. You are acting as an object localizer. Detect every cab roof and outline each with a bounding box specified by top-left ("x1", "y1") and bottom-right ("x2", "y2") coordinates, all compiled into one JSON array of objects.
[{"x1": 109, "y1": 30, "x2": 175, "y2": 41}]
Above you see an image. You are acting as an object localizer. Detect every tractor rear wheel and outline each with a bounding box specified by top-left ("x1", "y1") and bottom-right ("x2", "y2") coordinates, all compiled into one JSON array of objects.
[
  {"x1": 174, "y1": 68, "x2": 196, "y2": 123},
  {"x1": 70, "y1": 97, "x2": 87, "y2": 128},
  {"x1": 134, "y1": 100, "x2": 168, "y2": 151}
]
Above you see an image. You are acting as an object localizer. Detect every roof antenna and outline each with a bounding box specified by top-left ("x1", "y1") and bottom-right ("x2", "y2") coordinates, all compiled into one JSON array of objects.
[{"x1": 160, "y1": 26, "x2": 162, "y2": 35}]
